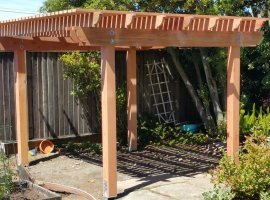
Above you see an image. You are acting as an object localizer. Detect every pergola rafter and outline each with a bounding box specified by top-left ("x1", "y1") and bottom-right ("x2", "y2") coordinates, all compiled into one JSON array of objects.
[
  {"x1": 0, "y1": 9, "x2": 267, "y2": 199},
  {"x1": 0, "y1": 9, "x2": 266, "y2": 49}
]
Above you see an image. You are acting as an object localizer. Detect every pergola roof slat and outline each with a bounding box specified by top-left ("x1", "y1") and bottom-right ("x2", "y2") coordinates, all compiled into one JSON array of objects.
[{"x1": 0, "y1": 9, "x2": 267, "y2": 50}]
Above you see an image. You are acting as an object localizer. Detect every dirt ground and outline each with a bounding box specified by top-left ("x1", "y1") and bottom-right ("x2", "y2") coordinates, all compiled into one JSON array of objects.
[
  {"x1": 8, "y1": 184, "x2": 47, "y2": 200},
  {"x1": 25, "y1": 142, "x2": 224, "y2": 199}
]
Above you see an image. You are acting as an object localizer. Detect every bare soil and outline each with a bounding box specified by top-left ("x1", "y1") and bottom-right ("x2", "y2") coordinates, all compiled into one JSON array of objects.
[
  {"x1": 7, "y1": 183, "x2": 46, "y2": 200},
  {"x1": 26, "y1": 142, "x2": 224, "y2": 199}
]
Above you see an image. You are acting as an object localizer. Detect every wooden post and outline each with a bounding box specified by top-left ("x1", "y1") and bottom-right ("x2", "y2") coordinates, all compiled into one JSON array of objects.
[
  {"x1": 101, "y1": 46, "x2": 117, "y2": 198},
  {"x1": 127, "y1": 48, "x2": 137, "y2": 151},
  {"x1": 226, "y1": 46, "x2": 240, "y2": 160},
  {"x1": 14, "y1": 50, "x2": 29, "y2": 165}
]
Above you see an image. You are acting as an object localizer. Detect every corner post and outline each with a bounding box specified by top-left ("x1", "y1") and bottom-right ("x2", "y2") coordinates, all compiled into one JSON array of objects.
[
  {"x1": 126, "y1": 48, "x2": 137, "y2": 151},
  {"x1": 14, "y1": 50, "x2": 29, "y2": 165},
  {"x1": 226, "y1": 46, "x2": 240, "y2": 161},
  {"x1": 101, "y1": 46, "x2": 117, "y2": 198}
]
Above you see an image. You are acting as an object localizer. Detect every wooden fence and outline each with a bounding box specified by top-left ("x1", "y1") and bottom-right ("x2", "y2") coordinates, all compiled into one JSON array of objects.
[{"x1": 0, "y1": 51, "x2": 200, "y2": 142}]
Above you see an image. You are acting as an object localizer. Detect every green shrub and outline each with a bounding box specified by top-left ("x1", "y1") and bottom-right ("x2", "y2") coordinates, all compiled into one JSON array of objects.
[
  {"x1": 59, "y1": 52, "x2": 101, "y2": 97},
  {"x1": 116, "y1": 83, "x2": 127, "y2": 146},
  {"x1": 260, "y1": 190, "x2": 270, "y2": 200},
  {"x1": 202, "y1": 186, "x2": 235, "y2": 200},
  {"x1": 0, "y1": 154, "x2": 14, "y2": 199},
  {"x1": 60, "y1": 52, "x2": 128, "y2": 144},
  {"x1": 65, "y1": 141, "x2": 102, "y2": 155},
  {"x1": 240, "y1": 104, "x2": 270, "y2": 137},
  {"x1": 138, "y1": 116, "x2": 209, "y2": 149},
  {"x1": 216, "y1": 119, "x2": 227, "y2": 141},
  {"x1": 210, "y1": 135, "x2": 270, "y2": 199}
]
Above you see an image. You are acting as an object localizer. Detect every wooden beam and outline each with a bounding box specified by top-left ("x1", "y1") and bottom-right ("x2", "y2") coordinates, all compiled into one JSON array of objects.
[
  {"x1": 101, "y1": 46, "x2": 117, "y2": 198},
  {"x1": 0, "y1": 37, "x2": 96, "y2": 51},
  {"x1": 125, "y1": 14, "x2": 136, "y2": 28},
  {"x1": 76, "y1": 27, "x2": 264, "y2": 47},
  {"x1": 92, "y1": 12, "x2": 102, "y2": 27},
  {"x1": 183, "y1": 16, "x2": 193, "y2": 29},
  {"x1": 126, "y1": 48, "x2": 137, "y2": 151},
  {"x1": 155, "y1": 15, "x2": 165, "y2": 29},
  {"x1": 14, "y1": 50, "x2": 29, "y2": 165},
  {"x1": 0, "y1": 37, "x2": 161, "y2": 51},
  {"x1": 232, "y1": 19, "x2": 242, "y2": 30},
  {"x1": 208, "y1": 17, "x2": 219, "y2": 30},
  {"x1": 226, "y1": 46, "x2": 240, "y2": 161},
  {"x1": 1, "y1": 133, "x2": 101, "y2": 155}
]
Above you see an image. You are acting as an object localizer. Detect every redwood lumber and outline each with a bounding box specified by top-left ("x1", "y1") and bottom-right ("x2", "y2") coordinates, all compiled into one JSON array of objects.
[
  {"x1": 14, "y1": 49, "x2": 29, "y2": 165},
  {"x1": 76, "y1": 27, "x2": 263, "y2": 47},
  {"x1": 226, "y1": 46, "x2": 240, "y2": 161},
  {"x1": 126, "y1": 48, "x2": 137, "y2": 151},
  {"x1": 101, "y1": 46, "x2": 117, "y2": 198}
]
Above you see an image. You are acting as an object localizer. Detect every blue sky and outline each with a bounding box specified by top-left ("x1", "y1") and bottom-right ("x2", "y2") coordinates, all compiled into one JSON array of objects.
[{"x1": 0, "y1": 0, "x2": 44, "y2": 20}]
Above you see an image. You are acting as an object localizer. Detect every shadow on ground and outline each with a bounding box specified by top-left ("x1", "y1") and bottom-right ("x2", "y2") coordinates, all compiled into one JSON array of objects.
[{"x1": 71, "y1": 144, "x2": 221, "y2": 199}]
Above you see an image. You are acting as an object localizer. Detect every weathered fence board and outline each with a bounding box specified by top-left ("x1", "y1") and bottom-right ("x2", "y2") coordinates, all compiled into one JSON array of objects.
[
  {"x1": 0, "y1": 53, "x2": 15, "y2": 141},
  {"x1": 0, "y1": 51, "x2": 200, "y2": 142},
  {"x1": 27, "y1": 52, "x2": 91, "y2": 140}
]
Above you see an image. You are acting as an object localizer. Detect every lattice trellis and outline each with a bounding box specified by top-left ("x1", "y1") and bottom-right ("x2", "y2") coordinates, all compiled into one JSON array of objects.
[{"x1": 146, "y1": 59, "x2": 176, "y2": 125}]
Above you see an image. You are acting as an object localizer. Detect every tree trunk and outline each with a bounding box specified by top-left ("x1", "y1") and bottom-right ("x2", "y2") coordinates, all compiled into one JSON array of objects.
[
  {"x1": 167, "y1": 48, "x2": 215, "y2": 132},
  {"x1": 191, "y1": 57, "x2": 203, "y2": 88},
  {"x1": 200, "y1": 48, "x2": 224, "y2": 125}
]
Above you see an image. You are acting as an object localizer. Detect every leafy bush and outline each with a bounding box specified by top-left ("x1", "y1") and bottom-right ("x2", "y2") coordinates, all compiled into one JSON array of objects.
[
  {"x1": 216, "y1": 119, "x2": 227, "y2": 141},
  {"x1": 240, "y1": 104, "x2": 270, "y2": 137},
  {"x1": 116, "y1": 83, "x2": 127, "y2": 146},
  {"x1": 60, "y1": 52, "x2": 127, "y2": 144},
  {"x1": 202, "y1": 186, "x2": 235, "y2": 200},
  {"x1": 138, "y1": 116, "x2": 209, "y2": 149},
  {"x1": 59, "y1": 52, "x2": 101, "y2": 97},
  {"x1": 209, "y1": 135, "x2": 270, "y2": 199},
  {"x1": 60, "y1": 52, "x2": 102, "y2": 133},
  {"x1": 0, "y1": 154, "x2": 14, "y2": 199},
  {"x1": 65, "y1": 141, "x2": 102, "y2": 155}
]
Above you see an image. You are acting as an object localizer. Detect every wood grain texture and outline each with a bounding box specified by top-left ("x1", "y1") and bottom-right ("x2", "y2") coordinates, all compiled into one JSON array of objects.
[
  {"x1": 227, "y1": 46, "x2": 240, "y2": 161},
  {"x1": 126, "y1": 48, "x2": 137, "y2": 151},
  {"x1": 101, "y1": 46, "x2": 117, "y2": 198},
  {"x1": 14, "y1": 50, "x2": 29, "y2": 165},
  {"x1": 77, "y1": 28, "x2": 264, "y2": 47}
]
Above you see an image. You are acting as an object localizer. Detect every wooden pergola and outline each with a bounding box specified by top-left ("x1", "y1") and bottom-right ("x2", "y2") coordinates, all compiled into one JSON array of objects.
[{"x1": 0, "y1": 9, "x2": 267, "y2": 198}]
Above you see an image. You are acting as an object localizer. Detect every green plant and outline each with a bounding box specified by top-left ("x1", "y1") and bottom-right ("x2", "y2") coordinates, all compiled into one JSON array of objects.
[
  {"x1": 59, "y1": 51, "x2": 101, "y2": 97},
  {"x1": 210, "y1": 134, "x2": 270, "y2": 199},
  {"x1": 240, "y1": 104, "x2": 270, "y2": 137},
  {"x1": 0, "y1": 154, "x2": 14, "y2": 199},
  {"x1": 202, "y1": 186, "x2": 235, "y2": 200},
  {"x1": 60, "y1": 52, "x2": 102, "y2": 133},
  {"x1": 116, "y1": 83, "x2": 127, "y2": 146},
  {"x1": 60, "y1": 52, "x2": 128, "y2": 144},
  {"x1": 260, "y1": 190, "x2": 270, "y2": 200},
  {"x1": 65, "y1": 141, "x2": 102, "y2": 155},
  {"x1": 138, "y1": 116, "x2": 209, "y2": 149},
  {"x1": 216, "y1": 119, "x2": 227, "y2": 141}
]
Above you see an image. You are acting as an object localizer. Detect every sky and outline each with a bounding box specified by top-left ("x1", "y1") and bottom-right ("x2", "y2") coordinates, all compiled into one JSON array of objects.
[{"x1": 0, "y1": 0, "x2": 44, "y2": 21}]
